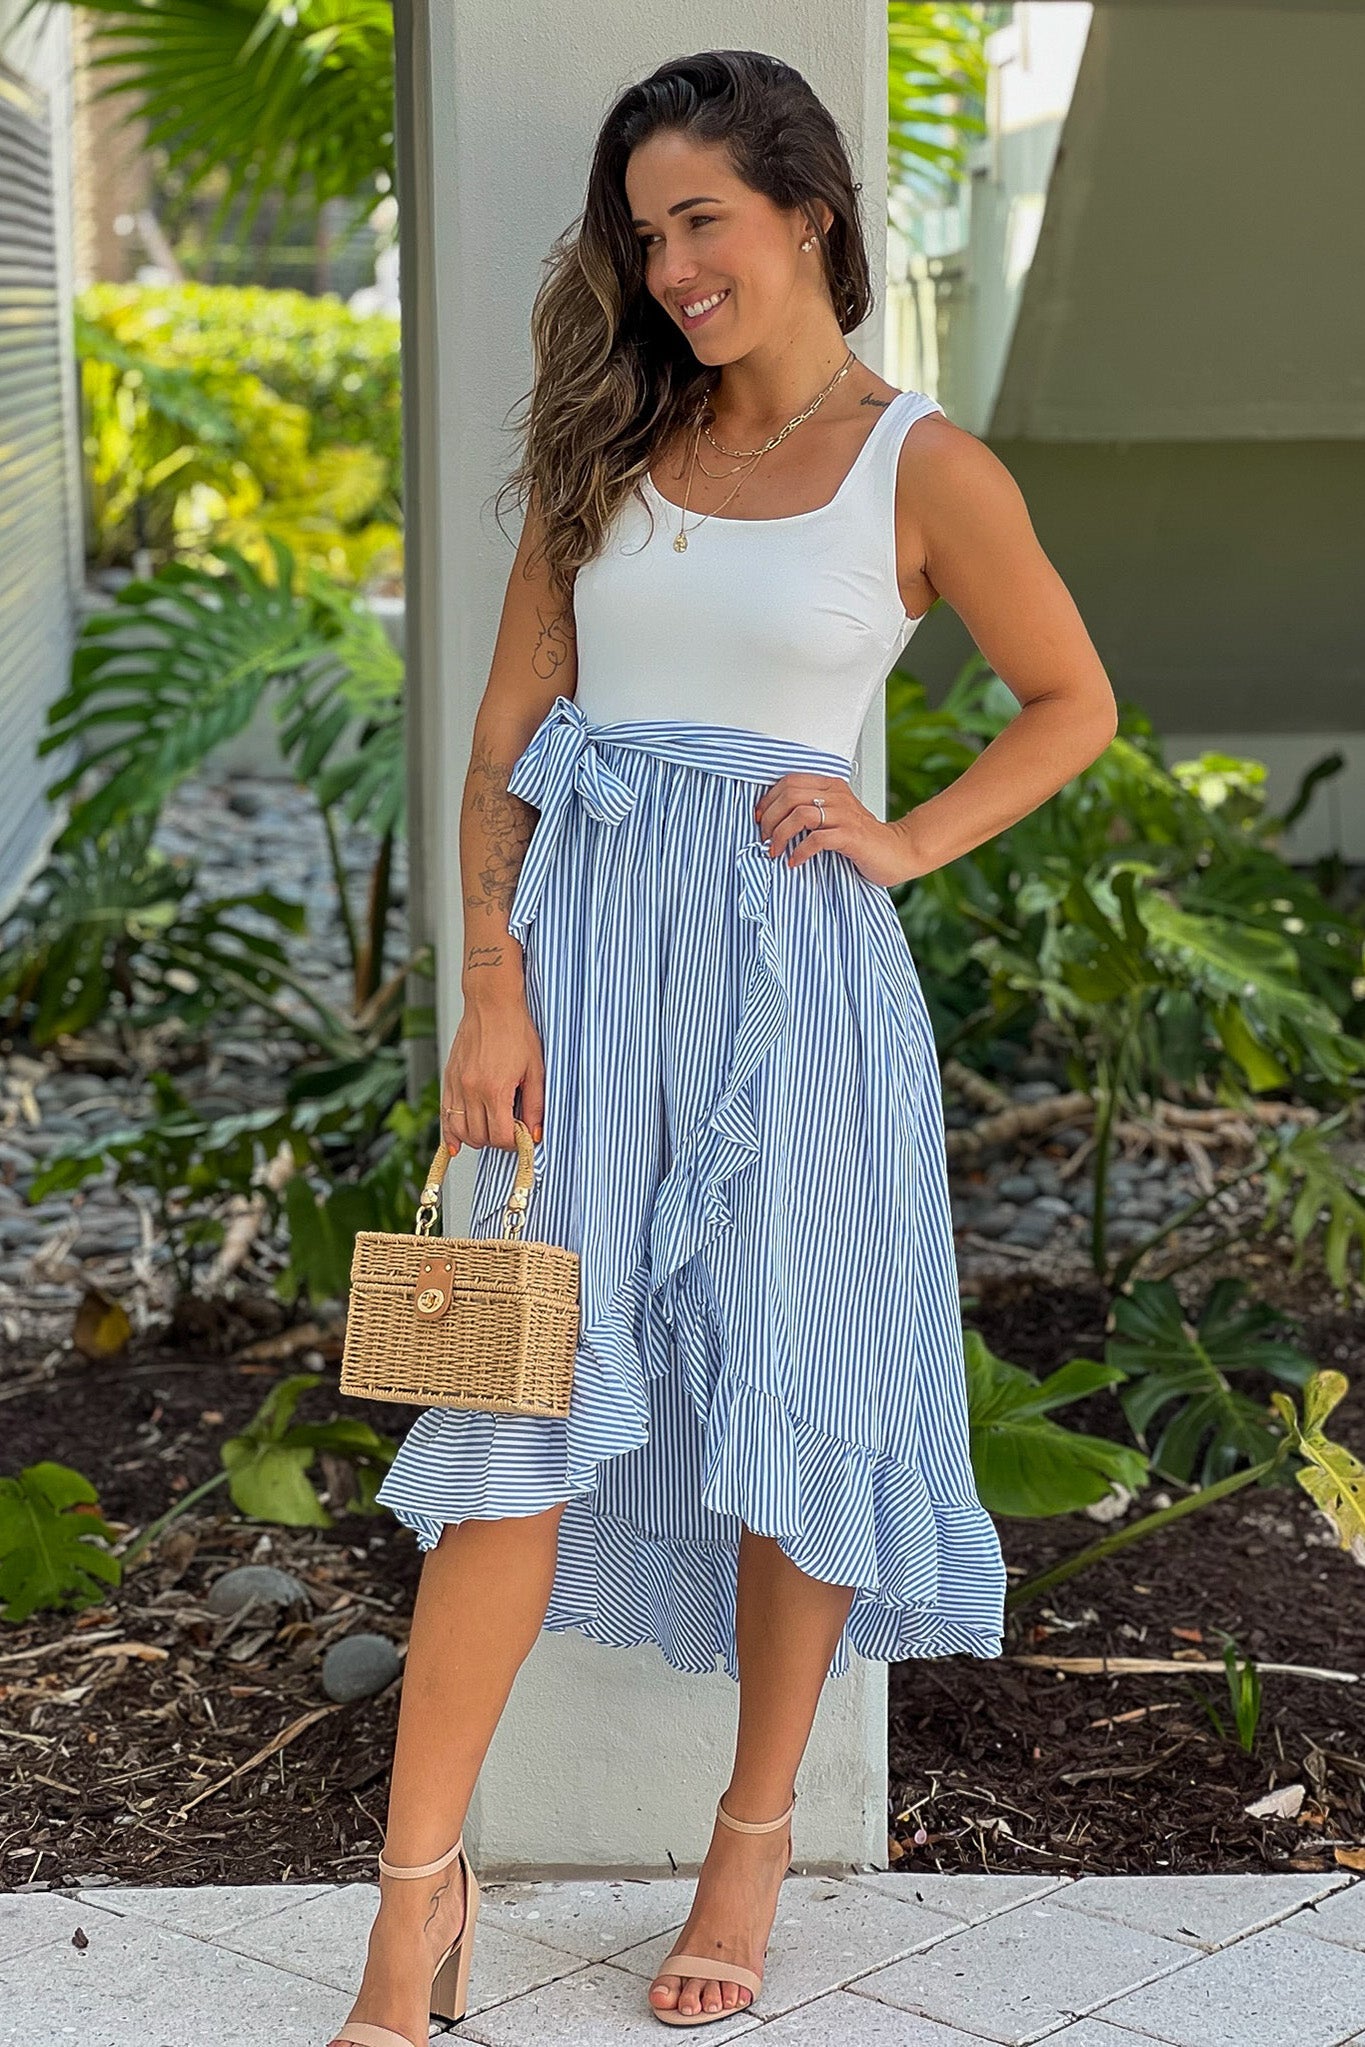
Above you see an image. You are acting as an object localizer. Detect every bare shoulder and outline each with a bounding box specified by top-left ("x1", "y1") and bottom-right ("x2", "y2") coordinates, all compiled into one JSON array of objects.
[
  {"x1": 888, "y1": 410, "x2": 1115, "y2": 729},
  {"x1": 891, "y1": 410, "x2": 1039, "y2": 615},
  {"x1": 894, "y1": 406, "x2": 1009, "y2": 488},
  {"x1": 894, "y1": 410, "x2": 1036, "y2": 535}
]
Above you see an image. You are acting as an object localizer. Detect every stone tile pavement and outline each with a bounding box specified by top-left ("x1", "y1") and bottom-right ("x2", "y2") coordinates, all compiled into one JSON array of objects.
[{"x1": 2, "y1": 1867, "x2": 1363, "y2": 2046}]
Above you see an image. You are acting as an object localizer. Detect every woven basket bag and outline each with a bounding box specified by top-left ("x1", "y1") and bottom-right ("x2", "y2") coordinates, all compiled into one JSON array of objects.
[{"x1": 340, "y1": 1117, "x2": 579, "y2": 1418}]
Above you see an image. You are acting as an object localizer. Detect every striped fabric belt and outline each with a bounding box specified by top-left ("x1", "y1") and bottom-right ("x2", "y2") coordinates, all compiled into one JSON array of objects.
[{"x1": 503, "y1": 691, "x2": 853, "y2": 948}]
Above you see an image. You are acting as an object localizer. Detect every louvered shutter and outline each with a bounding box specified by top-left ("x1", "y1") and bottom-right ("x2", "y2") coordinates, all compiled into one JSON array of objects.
[{"x1": 0, "y1": 60, "x2": 77, "y2": 917}]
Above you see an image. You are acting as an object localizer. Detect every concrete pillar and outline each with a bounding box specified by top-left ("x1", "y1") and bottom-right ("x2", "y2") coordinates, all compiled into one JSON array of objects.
[{"x1": 393, "y1": 0, "x2": 894, "y2": 1874}]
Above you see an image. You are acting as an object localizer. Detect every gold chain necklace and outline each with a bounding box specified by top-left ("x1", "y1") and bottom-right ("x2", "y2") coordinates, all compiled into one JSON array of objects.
[{"x1": 668, "y1": 349, "x2": 857, "y2": 553}]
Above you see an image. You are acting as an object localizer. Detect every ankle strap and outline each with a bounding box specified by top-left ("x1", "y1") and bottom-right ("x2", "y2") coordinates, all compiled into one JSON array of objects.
[
  {"x1": 377, "y1": 1835, "x2": 464, "y2": 1879},
  {"x1": 716, "y1": 1792, "x2": 796, "y2": 1834}
]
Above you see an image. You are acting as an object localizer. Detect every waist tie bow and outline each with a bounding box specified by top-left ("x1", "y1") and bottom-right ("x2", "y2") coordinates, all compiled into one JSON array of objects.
[{"x1": 505, "y1": 695, "x2": 639, "y2": 945}]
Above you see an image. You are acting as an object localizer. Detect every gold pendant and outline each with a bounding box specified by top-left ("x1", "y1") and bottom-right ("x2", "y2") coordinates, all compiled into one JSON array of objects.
[{"x1": 673, "y1": 531, "x2": 688, "y2": 552}]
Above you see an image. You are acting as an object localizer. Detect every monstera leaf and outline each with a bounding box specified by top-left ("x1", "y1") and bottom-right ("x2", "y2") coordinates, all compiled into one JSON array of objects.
[
  {"x1": 1261, "y1": 1115, "x2": 1365, "y2": 1297},
  {"x1": 220, "y1": 1373, "x2": 397, "y2": 1527},
  {"x1": 1109, "y1": 1277, "x2": 1317, "y2": 1486},
  {"x1": 964, "y1": 1333, "x2": 1148, "y2": 1517},
  {"x1": 0, "y1": 1464, "x2": 123, "y2": 1623},
  {"x1": 1271, "y1": 1371, "x2": 1365, "y2": 1562}
]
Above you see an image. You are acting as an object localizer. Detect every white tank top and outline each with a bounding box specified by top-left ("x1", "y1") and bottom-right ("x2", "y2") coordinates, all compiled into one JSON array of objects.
[{"x1": 571, "y1": 386, "x2": 944, "y2": 763}]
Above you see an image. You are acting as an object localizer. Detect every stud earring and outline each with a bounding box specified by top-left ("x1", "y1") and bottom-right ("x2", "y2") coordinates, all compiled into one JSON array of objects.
[{"x1": 801, "y1": 236, "x2": 814, "y2": 250}]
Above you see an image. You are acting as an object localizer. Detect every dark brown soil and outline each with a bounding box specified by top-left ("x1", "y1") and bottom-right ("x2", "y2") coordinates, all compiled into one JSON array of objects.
[
  {"x1": 888, "y1": 1266, "x2": 1365, "y2": 1880},
  {"x1": 2, "y1": 1259, "x2": 1363, "y2": 1893},
  {"x1": 1, "y1": 1319, "x2": 422, "y2": 1892}
]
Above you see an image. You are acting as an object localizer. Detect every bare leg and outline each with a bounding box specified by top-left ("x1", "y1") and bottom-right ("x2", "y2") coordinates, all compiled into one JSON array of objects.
[
  {"x1": 326, "y1": 1501, "x2": 567, "y2": 2047},
  {"x1": 648, "y1": 1527, "x2": 856, "y2": 2018}
]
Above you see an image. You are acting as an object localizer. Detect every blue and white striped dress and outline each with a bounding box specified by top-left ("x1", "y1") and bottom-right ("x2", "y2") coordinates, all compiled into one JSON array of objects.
[{"x1": 375, "y1": 388, "x2": 1007, "y2": 1680}]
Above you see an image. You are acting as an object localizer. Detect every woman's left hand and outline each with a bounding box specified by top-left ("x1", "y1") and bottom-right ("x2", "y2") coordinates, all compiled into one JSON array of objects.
[{"x1": 754, "y1": 773, "x2": 929, "y2": 887}]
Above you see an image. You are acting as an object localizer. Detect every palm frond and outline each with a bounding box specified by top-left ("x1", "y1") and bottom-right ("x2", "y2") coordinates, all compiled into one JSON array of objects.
[
  {"x1": 888, "y1": 3, "x2": 992, "y2": 206},
  {"x1": 274, "y1": 583, "x2": 406, "y2": 837},
  {"x1": 40, "y1": 538, "x2": 339, "y2": 841},
  {"x1": 49, "y1": 0, "x2": 394, "y2": 229}
]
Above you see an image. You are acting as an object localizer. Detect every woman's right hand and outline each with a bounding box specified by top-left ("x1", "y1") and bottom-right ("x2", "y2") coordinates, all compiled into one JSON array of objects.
[{"x1": 441, "y1": 995, "x2": 545, "y2": 1154}]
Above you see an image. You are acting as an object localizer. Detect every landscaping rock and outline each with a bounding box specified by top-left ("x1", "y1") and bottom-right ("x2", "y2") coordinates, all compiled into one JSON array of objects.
[
  {"x1": 969, "y1": 1207, "x2": 1018, "y2": 1239},
  {"x1": 1003, "y1": 1212, "x2": 1058, "y2": 1248},
  {"x1": 321, "y1": 1632, "x2": 401, "y2": 1702},
  {"x1": 206, "y1": 1565, "x2": 310, "y2": 1617},
  {"x1": 1011, "y1": 1079, "x2": 1061, "y2": 1102}
]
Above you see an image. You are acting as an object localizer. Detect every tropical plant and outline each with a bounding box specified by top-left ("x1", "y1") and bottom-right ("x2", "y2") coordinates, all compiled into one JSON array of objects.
[
  {"x1": 217, "y1": 1371, "x2": 397, "y2": 1528},
  {"x1": 76, "y1": 284, "x2": 401, "y2": 579},
  {"x1": 888, "y1": 3, "x2": 993, "y2": 209},
  {"x1": 27, "y1": 1075, "x2": 306, "y2": 1298},
  {"x1": 963, "y1": 1330, "x2": 1148, "y2": 1515},
  {"x1": 1271, "y1": 1367, "x2": 1365, "y2": 1563},
  {"x1": 26, "y1": 1061, "x2": 438, "y2": 1307},
  {"x1": 888, "y1": 663, "x2": 1364, "y2": 1050},
  {"x1": 47, "y1": 0, "x2": 397, "y2": 236},
  {"x1": 33, "y1": 539, "x2": 405, "y2": 1013},
  {"x1": 963, "y1": 1317, "x2": 1363, "y2": 1615},
  {"x1": 277, "y1": 1081, "x2": 443, "y2": 1303},
  {"x1": 46, "y1": 544, "x2": 331, "y2": 834},
  {"x1": 1105, "y1": 1276, "x2": 1317, "y2": 1487},
  {"x1": 116, "y1": 1372, "x2": 398, "y2": 1563},
  {"x1": 0, "y1": 1464, "x2": 123, "y2": 1624},
  {"x1": 1005, "y1": 1368, "x2": 1365, "y2": 1613},
  {"x1": 0, "y1": 812, "x2": 307, "y2": 1050},
  {"x1": 887, "y1": 662, "x2": 1365, "y2": 1292},
  {"x1": 2, "y1": 1382, "x2": 402, "y2": 1616}
]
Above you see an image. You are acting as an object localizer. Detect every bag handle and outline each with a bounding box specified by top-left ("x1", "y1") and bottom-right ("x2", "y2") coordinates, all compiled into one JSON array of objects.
[{"x1": 415, "y1": 1117, "x2": 538, "y2": 1237}]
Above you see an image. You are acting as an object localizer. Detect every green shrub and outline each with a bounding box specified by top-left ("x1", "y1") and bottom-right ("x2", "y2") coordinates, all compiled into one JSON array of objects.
[
  {"x1": 888, "y1": 659, "x2": 1365, "y2": 1289},
  {"x1": 76, "y1": 283, "x2": 402, "y2": 583},
  {"x1": 887, "y1": 658, "x2": 1365, "y2": 1079}
]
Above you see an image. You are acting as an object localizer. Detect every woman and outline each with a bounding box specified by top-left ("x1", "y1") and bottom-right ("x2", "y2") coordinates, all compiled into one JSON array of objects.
[{"x1": 330, "y1": 47, "x2": 1117, "y2": 2047}]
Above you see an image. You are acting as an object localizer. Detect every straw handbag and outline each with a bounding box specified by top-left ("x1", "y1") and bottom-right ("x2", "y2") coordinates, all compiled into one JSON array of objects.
[{"x1": 340, "y1": 1118, "x2": 579, "y2": 1418}]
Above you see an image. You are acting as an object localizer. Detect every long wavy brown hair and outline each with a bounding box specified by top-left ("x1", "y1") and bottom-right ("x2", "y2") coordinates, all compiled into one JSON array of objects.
[{"x1": 494, "y1": 49, "x2": 874, "y2": 606}]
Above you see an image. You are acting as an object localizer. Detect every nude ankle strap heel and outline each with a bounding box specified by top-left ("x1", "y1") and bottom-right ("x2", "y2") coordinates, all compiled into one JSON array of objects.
[
  {"x1": 377, "y1": 1838, "x2": 464, "y2": 1879},
  {"x1": 650, "y1": 1792, "x2": 796, "y2": 2027},
  {"x1": 329, "y1": 1833, "x2": 481, "y2": 2047},
  {"x1": 714, "y1": 1794, "x2": 796, "y2": 1836}
]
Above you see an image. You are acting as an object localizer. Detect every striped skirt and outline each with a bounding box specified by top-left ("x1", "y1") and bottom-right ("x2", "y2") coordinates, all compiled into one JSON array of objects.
[{"x1": 374, "y1": 694, "x2": 1006, "y2": 1680}]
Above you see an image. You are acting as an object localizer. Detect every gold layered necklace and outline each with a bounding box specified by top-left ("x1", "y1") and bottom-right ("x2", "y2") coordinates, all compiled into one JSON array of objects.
[{"x1": 665, "y1": 348, "x2": 857, "y2": 553}]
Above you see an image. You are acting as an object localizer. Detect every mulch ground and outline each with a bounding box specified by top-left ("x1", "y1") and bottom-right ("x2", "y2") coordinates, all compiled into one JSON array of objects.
[
  {"x1": 2, "y1": 1257, "x2": 1363, "y2": 1892},
  {"x1": 889, "y1": 1263, "x2": 1365, "y2": 1880}
]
